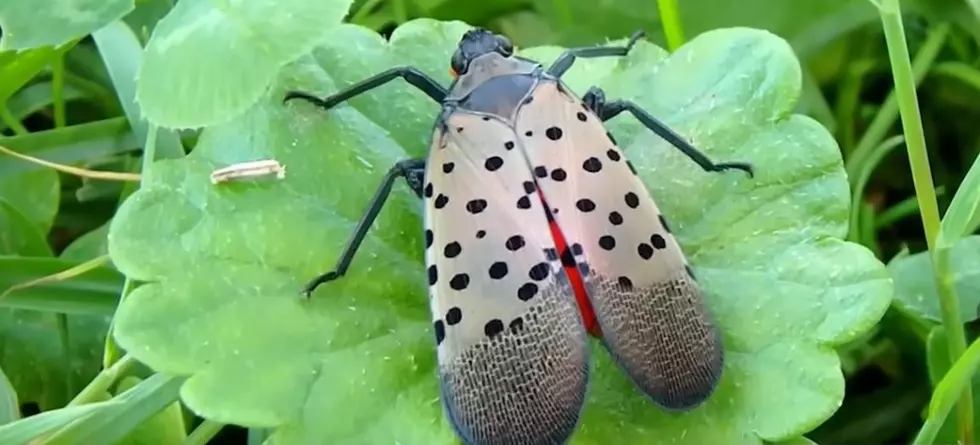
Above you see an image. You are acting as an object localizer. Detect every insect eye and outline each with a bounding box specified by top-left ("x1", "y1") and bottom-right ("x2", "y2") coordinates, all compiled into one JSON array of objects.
[
  {"x1": 450, "y1": 50, "x2": 466, "y2": 75},
  {"x1": 496, "y1": 35, "x2": 514, "y2": 57}
]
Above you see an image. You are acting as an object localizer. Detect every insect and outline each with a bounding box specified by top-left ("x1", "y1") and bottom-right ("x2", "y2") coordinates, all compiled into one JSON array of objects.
[{"x1": 284, "y1": 28, "x2": 754, "y2": 445}]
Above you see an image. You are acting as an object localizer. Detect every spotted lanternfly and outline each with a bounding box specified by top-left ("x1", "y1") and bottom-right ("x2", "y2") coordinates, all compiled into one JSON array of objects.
[{"x1": 284, "y1": 28, "x2": 754, "y2": 445}]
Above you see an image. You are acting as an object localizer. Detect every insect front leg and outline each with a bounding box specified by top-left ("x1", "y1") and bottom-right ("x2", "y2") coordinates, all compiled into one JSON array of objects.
[
  {"x1": 546, "y1": 30, "x2": 646, "y2": 78},
  {"x1": 582, "y1": 86, "x2": 754, "y2": 177},
  {"x1": 302, "y1": 158, "x2": 427, "y2": 297},
  {"x1": 284, "y1": 67, "x2": 449, "y2": 111}
]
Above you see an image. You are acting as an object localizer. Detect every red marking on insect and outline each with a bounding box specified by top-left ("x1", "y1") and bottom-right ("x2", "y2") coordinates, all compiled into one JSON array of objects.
[{"x1": 538, "y1": 190, "x2": 600, "y2": 336}]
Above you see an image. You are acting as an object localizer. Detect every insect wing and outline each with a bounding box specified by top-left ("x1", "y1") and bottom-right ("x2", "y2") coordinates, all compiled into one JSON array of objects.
[
  {"x1": 424, "y1": 111, "x2": 590, "y2": 444},
  {"x1": 514, "y1": 80, "x2": 723, "y2": 410}
]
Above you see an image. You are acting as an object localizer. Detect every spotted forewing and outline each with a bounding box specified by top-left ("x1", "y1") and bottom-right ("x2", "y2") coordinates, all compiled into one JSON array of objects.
[
  {"x1": 423, "y1": 111, "x2": 590, "y2": 445},
  {"x1": 514, "y1": 80, "x2": 724, "y2": 410}
]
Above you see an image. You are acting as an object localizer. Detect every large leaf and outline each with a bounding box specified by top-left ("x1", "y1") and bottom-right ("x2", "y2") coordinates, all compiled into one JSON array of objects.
[
  {"x1": 0, "y1": 0, "x2": 133, "y2": 50},
  {"x1": 134, "y1": 0, "x2": 356, "y2": 129},
  {"x1": 108, "y1": 20, "x2": 892, "y2": 444}
]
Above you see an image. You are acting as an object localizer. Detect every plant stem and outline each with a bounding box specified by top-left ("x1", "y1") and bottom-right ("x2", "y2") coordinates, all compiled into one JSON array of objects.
[
  {"x1": 57, "y1": 314, "x2": 74, "y2": 398},
  {"x1": 51, "y1": 55, "x2": 66, "y2": 128},
  {"x1": 183, "y1": 420, "x2": 226, "y2": 445},
  {"x1": 67, "y1": 354, "x2": 136, "y2": 406},
  {"x1": 876, "y1": 2, "x2": 972, "y2": 443},
  {"x1": 657, "y1": 0, "x2": 685, "y2": 51},
  {"x1": 0, "y1": 105, "x2": 29, "y2": 135}
]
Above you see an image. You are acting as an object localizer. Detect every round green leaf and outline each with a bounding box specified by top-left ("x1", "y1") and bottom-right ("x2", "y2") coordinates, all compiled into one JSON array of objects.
[
  {"x1": 109, "y1": 20, "x2": 892, "y2": 444},
  {"x1": 135, "y1": 0, "x2": 355, "y2": 129},
  {"x1": 890, "y1": 235, "x2": 980, "y2": 324},
  {"x1": 0, "y1": 0, "x2": 132, "y2": 51}
]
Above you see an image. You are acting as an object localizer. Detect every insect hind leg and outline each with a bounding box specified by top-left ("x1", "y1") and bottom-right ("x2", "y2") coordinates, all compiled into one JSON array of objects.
[
  {"x1": 546, "y1": 30, "x2": 645, "y2": 78},
  {"x1": 302, "y1": 158, "x2": 427, "y2": 297},
  {"x1": 582, "y1": 86, "x2": 754, "y2": 178}
]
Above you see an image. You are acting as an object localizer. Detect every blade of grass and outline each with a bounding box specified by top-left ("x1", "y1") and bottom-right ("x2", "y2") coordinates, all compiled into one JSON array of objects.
[
  {"x1": 91, "y1": 20, "x2": 184, "y2": 160},
  {"x1": 657, "y1": 0, "x2": 685, "y2": 51},
  {"x1": 847, "y1": 134, "x2": 905, "y2": 244},
  {"x1": 874, "y1": 2, "x2": 972, "y2": 443},
  {"x1": 0, "y1": 105, "x2": 29, "y2": 136},
  {"x1": 4, "y1": 82, "x2": 87, "y2": 125},
  {"x1": 0, "y1": 44, "x2": 74, "y2": 103},
  {"x1": 0, "y1": 401, "x2": 121, "y2": 444},
  {"x1": 349, "y1": 0, "x2": 386, "y2": 24},
  {"x1": 1, "y1": 255, "x2": 110, "y2": 298},
  {"x1": 57, "y1": 313, "x2": 74, "y2": 398},
  {"x1": 51, "y1": 55, "x2": 66, "y2": 128},
  {"x1": 914, "y1": 334, "x2": 980, "y2": 444},
  {"x1": 183, "y1": 420, "x2": 225, "y2": 445},
  {"x1": 47, "y1": 372, "x2": 184, "y2": 445},
  {"x1": 0, "y1": 365, "x2": 19, "y2": 425},
  {"x1": 875, "y1": 189, "x2": 946, "y2": 229},
  {"x1": 0, "y1": 256, "x2": 122, "y2": 315},
  {"x1": 66, "y1": 354, "x2": 136, "y2": 407},
  {"x1": 931, "y1": 61, "x2": 980, "y2": 92},
  {"x1": 845, "y1": 23, "x2": 948, "y2": 182}
]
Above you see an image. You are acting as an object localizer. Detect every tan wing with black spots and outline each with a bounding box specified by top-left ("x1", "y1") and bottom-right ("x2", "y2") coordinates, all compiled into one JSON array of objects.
[
  {"x1": 423, "y1": 110, "x2": 590, "y2": 445},
  {"x1": 513, "y1": 79, "x2": 723, "y2": 410}
]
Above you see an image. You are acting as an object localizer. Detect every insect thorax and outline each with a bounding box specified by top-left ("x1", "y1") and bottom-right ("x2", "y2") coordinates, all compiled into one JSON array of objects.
[{"x1": 449, "y1": 53, "x2": 543, "y2": 122}]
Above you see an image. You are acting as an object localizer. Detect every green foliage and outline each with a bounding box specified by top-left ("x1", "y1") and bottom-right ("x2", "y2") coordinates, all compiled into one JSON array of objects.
[
  {"x1": 100, "y1": 19, "x2": 894, "y2": 444},
  {"x1": 3, "y1": 0, "x2": 980, "y2": 444}
]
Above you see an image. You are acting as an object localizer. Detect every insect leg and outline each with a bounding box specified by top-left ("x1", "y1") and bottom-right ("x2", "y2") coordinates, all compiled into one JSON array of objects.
[
  {"x1": 546, "y1": 30, "x2": 646, "y2": 78},
  {"x1": 302, "y1": 158, "x2": 428, "y2": 297},
  {"x1": 284, "y1": 67, "x2": 448, "y2": 111},
  {"x1": 582, "y1": 86, "x2": 754, "y2": 177}
]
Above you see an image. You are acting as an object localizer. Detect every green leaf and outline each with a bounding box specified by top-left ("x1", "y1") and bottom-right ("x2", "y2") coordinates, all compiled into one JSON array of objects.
[
  {"x1": 134, "y1": 0, "x2": 356, "y2": 129},
  {"x1": 0, "y1": 307, "x2": 110, "y2": 410},
  {"x1": 108, "y1": 21, "x2": 892, "y2": 444},
  {"x1": 925, "y1": 325, "x2": 980, "y2": 445},
  {"x1": 0, "y1": 256, "x2": 122, "y2": 315},
  {"x1": 5, "y1": 81, "x2": 89, "y2": 125},
  {"x1": 0, "y1": 168, "x2": 59, "y2": 232},
  {"x1": 940, "y1": 149, "x2": 980, "y2": 247},
  {"x1": 0, "y1": 46, "x2": 72, "y2": 103},
  {"x1": 919, "y1": 334, "x2": 980, "y2": 445},
  {"x1": 0, "y1": 364, "x2": 19, "y2": 425},
  {"x1": 114, "y1": 376, "x2": 186, "y2": 445},
  {"x1": 0, "y1": 201, "x2": 52, "y2": 257},
  {"x1": 890, "y1": 235, "x2": 980, "y2": 324},
  {"x1": 0, "y1": 0, "x2": 133, "y2": 51},
  {"x1": 61, "y1": 223, "x2": 111, "y2": 262},
  {"x1": 770, "y1": 437, "x2": 820, "y2": 445},
  {"x1": 44, "y1": 373, "x2": 184, "y2": 445},
  {"x1": 0, "y1": 401, "x2": 121, "y2": 445}
]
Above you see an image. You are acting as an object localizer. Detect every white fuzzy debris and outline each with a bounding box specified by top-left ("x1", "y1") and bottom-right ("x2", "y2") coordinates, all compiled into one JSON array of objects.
[{"x1": 210, "y1": 159, "x2": 286, "y2": 184}]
